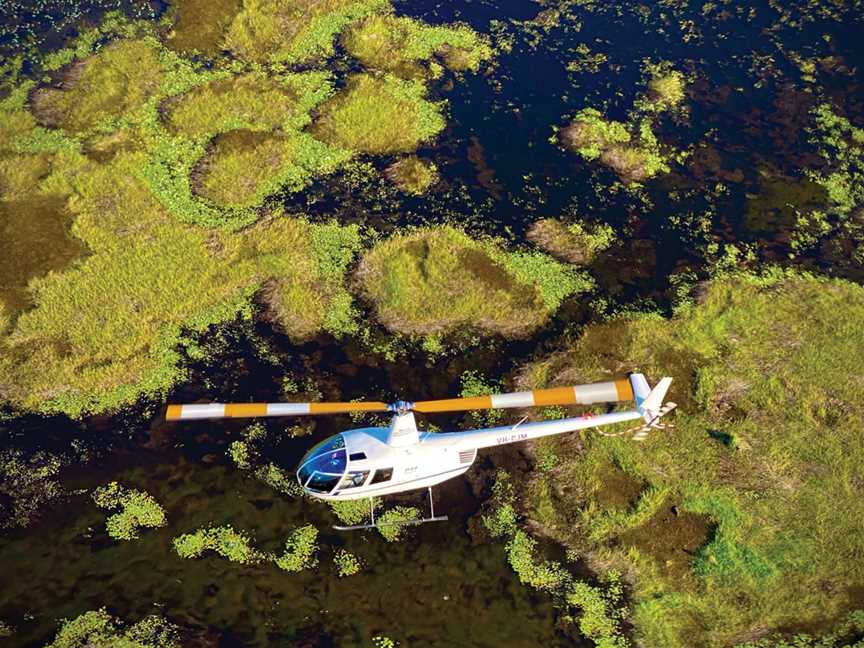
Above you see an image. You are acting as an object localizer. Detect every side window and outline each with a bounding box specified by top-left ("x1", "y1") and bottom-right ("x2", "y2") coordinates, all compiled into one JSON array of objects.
[
  {"x1": 370, "y1": 468, "x2": 393, "y2": 484},
  {"x1": 339, "y1": 470, "x2": 369, "y2": 489}
]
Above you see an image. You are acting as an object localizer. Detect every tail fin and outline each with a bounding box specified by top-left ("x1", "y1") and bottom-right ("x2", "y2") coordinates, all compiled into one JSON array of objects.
[
  {"x1": 631, "y1": 375, "x2": 673, "y2": 422},
  {"x1": 622, "y1": 373, "x2": 676, "y2": 441}
]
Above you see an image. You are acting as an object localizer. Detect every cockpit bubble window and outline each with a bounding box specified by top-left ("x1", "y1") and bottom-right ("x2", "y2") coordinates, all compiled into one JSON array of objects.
[
  {"x1": 297, "y1": 434, "x2": 347, "y2": 489},
  {"x1": 306, "y1": 472, "x2": 341, "y2": 493}
]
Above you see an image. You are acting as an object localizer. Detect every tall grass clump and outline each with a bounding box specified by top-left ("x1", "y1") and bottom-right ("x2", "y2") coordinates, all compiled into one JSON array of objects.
[
  {"x1": 342, "y1": 14, "x2": 492, "y2": 75},
  {"x1": 356, "y1": 226, "x2": 592, "y2": 339},
  {"x1": 515, "y1": 270, "x2": 864, "y2": 646},
  {"x1": 311, "y1": 73, "x2": 446, "y2": 154}
]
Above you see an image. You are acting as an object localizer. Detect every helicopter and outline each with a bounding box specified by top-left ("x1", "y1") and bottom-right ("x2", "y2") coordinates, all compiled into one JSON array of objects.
[{"x1": 166, "y1": 372, "x2": 675, "y2": 531}]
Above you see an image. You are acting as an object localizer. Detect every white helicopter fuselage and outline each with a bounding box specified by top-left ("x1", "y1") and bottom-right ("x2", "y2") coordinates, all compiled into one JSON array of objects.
[{"x1": 298, "y1": 408, "x2": 645, "y2": 501}]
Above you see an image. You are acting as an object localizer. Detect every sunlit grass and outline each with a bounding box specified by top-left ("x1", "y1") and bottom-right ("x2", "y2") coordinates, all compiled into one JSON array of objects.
[
  {"x1": 30, "y1": 39, "x2": 164, "y2": 135},
  {"x1": 163, "y1": 71, "x2": 334, "y2": 139},
  {"x1": 341, "y1": 13, "x2": 492, "y2": 76},
  {"x1": 224, "y1": 0, "x2": 388, "y2": 64},
  {"x1": 356, "y1": 226, "x2": 592, "y2": 338},
  {"x1": 310, "y1": 73, "x2": 445, "y2": 155},
  {"x1": 383, "y1": 155, "x2": 438, "y2": 194},
  {"x1": 0, "y1": 150, "x2": 362, "y2": 417},
  {"x1": 192, "y1": 129, "x2": 347, "y2": 209},
  {"x1": 518, "y1": 270, "x2": 864, "y2": 646}
]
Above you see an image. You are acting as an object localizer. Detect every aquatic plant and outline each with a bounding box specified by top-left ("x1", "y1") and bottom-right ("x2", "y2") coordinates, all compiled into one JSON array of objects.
[
  {"x1": 0, "y1": 448, "x2": 62, "y2": 529},
  {"x1": 483, "y1": 470, "x2": 628, "y2": 647},
  {"x1": 376, "y1": 506, "x2": 421, "y2": 541},
  {"x1": 91, "y1": 481, "x2": 167, "y2": 541},
  {"x1": 526, "y1": 218, "x2": 615, "y2": 264},
  {"x1": 791, "y1": 103, "x2": 864, "y2": 261},
  {"x1": 342, "y1": 14, "x2": 492, "y2": 76},
  {"x1": 333, "y1": 548, "x2": 363, "y2": 577},
  {"x1": 515, "y1": 270, "x2": 864, "y2": 646},
  {"x1": 460, "y1": 370, "x2": 504, "y2": 426},
  {"x1": 561, "y1": 109, "x2": 672, "y2": 184},
  {"x1": 173, "y1": 524, "x2": 265, "y2": 564},
  {"x1": 640, "y1": 61, "x2": 687, "y2": 113},
  {"x1": 311, "y1": 73, "x2": 446, "y2": 155},
  {"x1": 356, "y1": 226, "x2": 592, "y2": 339},
  {"x1": 45, "y1": 609, "x2": 178, "y2": 648},
  {"x1": 329, "y1": 497, "x2": 381, "y2": 525},
  {"x1": 275, "y1": 524, "x2": 319, "y2": 572},
  {"x1": 384, "y1": 155, "x2": 439, "y2": 195}
]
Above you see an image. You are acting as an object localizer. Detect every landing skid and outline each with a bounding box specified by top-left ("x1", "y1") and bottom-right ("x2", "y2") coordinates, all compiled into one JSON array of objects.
[{"x1": 333, "y1": 487, "x2": 449, "y2": 531}]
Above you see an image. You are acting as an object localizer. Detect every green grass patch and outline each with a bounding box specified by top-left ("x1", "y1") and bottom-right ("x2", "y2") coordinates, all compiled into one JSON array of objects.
[
  {"x1": 92, "y1": 481, "x2": 167, "y2": 541},
  {"x1": 224, "y1": 0, "x2": 389, "y2": 64},
  {"x1": 526, "y1": 217, "x2": 615, "y2": 265},
  {"x1": 516, "y1": 270, "x2": 864, "y2": 646},
  {"x1": 192, "y1": 129, "x2": 347, "y2": 209},
  {"x1": 356, "y1": 225, "x2": 592, "y2": 338},
  {"x1": 384, "y1": 155, "x2": 439, "y2": 194},
  {"x1": 0, "y1": 150, "x2": 362, "y2": 417},
  {"x1": 30, "y1": 39, "x2": 164, "y2": 135},
  {"x1": 164, "y1": 0, "x2": 242, "y2": 56},
  {"x1": 341, "y1": 13, "x2": 492, "y2": 76},
  {"x1": 310, "y1": 73, "x2": 446, "y2": 155},
  {"x1": 0, "y1": 196, "x2": 88, "y2": 317},
  {"x1": 163, "y1": 71, "x2": 333, "y2": 139}
]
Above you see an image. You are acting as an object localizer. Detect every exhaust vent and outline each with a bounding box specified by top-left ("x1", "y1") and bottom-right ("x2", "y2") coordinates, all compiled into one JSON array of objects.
[{"x1": 458, "y1": 449, "x2": 477, "y2": 465}]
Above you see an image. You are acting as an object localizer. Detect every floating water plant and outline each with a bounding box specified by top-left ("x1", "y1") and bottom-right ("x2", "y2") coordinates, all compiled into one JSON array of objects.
[
  {"x1": 173, "y1": 524, "x2": 265, "y2": 564},
  {"x1": 561, "y1": 109, "x2": 672, "y2": 184},
  {"x1": 356, "y1": 226, "x2": 592, "y2": 338},
  {"x1": 334, "y1": 548, "x2": 362, "y2": 576},
  {"x1": 45, "y1": 609, "x2": 178, "y2": 648},
  {"x1": 275, "y1": 524, "x2": 319, "y2": 572},
  {"x1": 483, "y1": 470, "x2": 628, "y2": 647},
  {"x1": 376, "y1": 506, "x2": 421, "y2": 541},
  {"x1": 91, "y1": 481, "x2": 167, "y2": 541}
]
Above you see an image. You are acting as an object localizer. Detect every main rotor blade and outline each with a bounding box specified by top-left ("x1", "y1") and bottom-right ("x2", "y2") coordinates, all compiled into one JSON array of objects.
[
  {"x1": 165, "y1": 401, "x2": 389, "y2": 421},
  {"x1": 412, "y1": 379, "x2": 634, "y2": 413}
]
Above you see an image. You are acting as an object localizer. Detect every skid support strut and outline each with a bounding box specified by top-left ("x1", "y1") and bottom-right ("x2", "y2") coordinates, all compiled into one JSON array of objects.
[{"x1": 332, "y1": 487, "x2": 449, "y2": 531}]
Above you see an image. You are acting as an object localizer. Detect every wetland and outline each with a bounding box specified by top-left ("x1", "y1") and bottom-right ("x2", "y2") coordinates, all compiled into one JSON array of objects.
[{"x1": 1, "y1": 0, "x2": 864, "y2": 646}]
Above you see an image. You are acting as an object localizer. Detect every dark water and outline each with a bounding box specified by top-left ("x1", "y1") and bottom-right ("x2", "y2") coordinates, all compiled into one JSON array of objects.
[{"x1": 2, "y1": 0, "x2": 864, "y2": 645}]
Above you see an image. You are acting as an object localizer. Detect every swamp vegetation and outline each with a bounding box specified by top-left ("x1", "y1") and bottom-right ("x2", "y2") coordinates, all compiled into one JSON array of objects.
[{"x1": 1, "y1": 0, "x2": 864, "y2": 645}]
